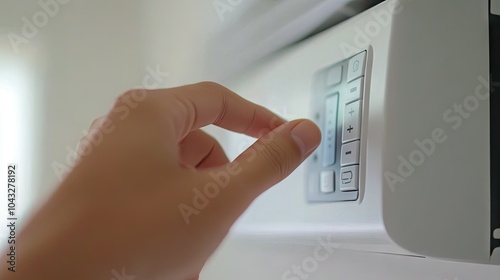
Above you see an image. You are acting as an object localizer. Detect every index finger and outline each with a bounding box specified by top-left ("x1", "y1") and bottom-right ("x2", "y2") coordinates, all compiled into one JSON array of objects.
[{"x1": 154, "y1": 82, "x2": 286, "y2": 140}]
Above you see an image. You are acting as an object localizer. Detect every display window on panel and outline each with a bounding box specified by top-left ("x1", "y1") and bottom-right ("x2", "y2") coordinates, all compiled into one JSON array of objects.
[{"x1": 308, "y1": 51, "x2": 367, "y2": 203}]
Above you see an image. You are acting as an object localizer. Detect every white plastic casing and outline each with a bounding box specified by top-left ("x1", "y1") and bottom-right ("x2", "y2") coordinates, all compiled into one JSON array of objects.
[{"x1": 223, "y1": 0, "x2": 499, "y2": 264}]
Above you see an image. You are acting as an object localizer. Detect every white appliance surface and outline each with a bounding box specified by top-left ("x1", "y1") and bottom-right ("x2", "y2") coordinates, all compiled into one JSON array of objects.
[{"x1": 201, "y1": 0, "x2": 500, "y2": 278}]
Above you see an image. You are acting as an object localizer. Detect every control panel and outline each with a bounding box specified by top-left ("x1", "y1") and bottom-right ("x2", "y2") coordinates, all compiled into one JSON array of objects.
[{"x1": 307, "y1": 51, "x2": 368, "y2": 202}]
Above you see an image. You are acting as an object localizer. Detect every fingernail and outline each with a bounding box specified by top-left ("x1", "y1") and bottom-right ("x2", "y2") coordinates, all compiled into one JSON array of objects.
[{"x1": 290, "y1": 121, "x2": 321, "y2": 156}]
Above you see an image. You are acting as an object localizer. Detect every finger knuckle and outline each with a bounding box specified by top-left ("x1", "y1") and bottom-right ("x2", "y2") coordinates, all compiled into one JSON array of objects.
[
  {"x1": 114, "y1": 88, "x2": 151, "y2": 107},
  {"x1": 90, "y1": 116, "x2": 105, "y2": 128},
  {"x1": 193, "y1": 82, "x2": 232, "y2": 126},
  {"x1": 195, "y1": 81, "x2": 225, "y2": 92},
  {"x1": 258, "y1": 141, "x2": 293, "y2": 178}
]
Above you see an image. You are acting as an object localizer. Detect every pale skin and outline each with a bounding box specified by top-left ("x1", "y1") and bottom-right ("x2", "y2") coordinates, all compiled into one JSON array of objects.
[{"x1": 0, "y1": 82, "x2": 321, "y2": 280}]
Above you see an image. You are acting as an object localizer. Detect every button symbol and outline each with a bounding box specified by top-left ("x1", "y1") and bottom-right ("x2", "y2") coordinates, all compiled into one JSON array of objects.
[
  {"x1": 347, "y1": 52, "x2": 366, "y2": 82},
  {"x1": 353, "y1": 60, "x2": 359, "y2": 72},
  {"x1": 342, "y1": 100, "x2": 361, "y2": 143},
  {"x1": 341, "y1": 141, "x2": 360, "y2": 167},
  {"x1": 341, "y1": 170, "x2": 353, "y2": 184},
  {"x1": 340, "y1": 165, "x2": 359, "y2": 191}
]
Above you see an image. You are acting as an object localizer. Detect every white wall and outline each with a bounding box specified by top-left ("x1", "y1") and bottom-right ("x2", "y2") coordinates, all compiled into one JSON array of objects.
[{"x1": 1, "y1": 0, "x2": 145, "y2": 207}]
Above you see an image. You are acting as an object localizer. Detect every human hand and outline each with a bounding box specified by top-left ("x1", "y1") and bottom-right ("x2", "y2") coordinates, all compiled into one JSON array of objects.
[{"x1": 5, "y1": 82, "x2": 321, "y2": 280}]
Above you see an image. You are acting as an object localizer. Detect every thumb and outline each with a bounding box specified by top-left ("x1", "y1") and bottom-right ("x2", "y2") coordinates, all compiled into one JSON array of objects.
[
  {"x1": 190, "y1": 119, "x2": 320, "y2": 231},
  {"x1": 232, "y1": 119, "x2": 321, "y2": 196}
]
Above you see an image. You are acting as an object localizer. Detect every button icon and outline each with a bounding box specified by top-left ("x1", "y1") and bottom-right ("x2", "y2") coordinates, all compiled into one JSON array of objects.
[
  {"x1": 347, "y1": 51, "x2": 366, "y2": 82},
  {"x1": 353, "y1": 60, "x2": 359, "y2": 72},
  {"x1": 341, "y1": 140, "x2": 360, "y2": 166},
  {"x1": 340, "y1": 165, "x2": 359, "y2": 191},
  {"x1": 342, "y1": 101, "x2": 362, "y2": 143},
  {"x1": 341, "y1": 170, "x2": 353, "y2": 184},
  {"x1": 347, "y1": 125, "x2": 353, "y2": 133},
  {"x1": 345, "y1": 78, "x2": 364, "y2": 104}
]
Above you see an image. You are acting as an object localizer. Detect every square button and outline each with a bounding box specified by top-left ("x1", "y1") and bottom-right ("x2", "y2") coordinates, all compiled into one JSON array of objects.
[
  {"x1": 347, "y1": 52, "x2": 366, "y2": 82},
  {"x1": 345, "y1": 77, "x2": 364, "y2": 104},
  {"x1": 326, "y1": 66, "x2": 342, "y2": 87},
  {"x1": 340, "y1": 165, "x2": 359, "y2": 191},
  {"x1": 341, "y1": 140, "x2": 360, "y2": 166},
  {"x1": 342, "y1": 100, "x2": 362, "y2": 143},
  {"x1": 320, "y1": 171, "x2": 335, "y2": 193}
]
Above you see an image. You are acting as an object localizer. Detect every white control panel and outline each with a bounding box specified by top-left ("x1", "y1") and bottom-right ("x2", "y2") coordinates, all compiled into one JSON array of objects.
[{"x1": 307, "y1": 51, "x2": 368, "y2": 202}]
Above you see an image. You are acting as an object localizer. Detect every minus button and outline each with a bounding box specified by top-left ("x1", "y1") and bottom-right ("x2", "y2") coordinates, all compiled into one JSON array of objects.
[{"x1": 340, "y1": 140, "x2": 360, "y2": 166}]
